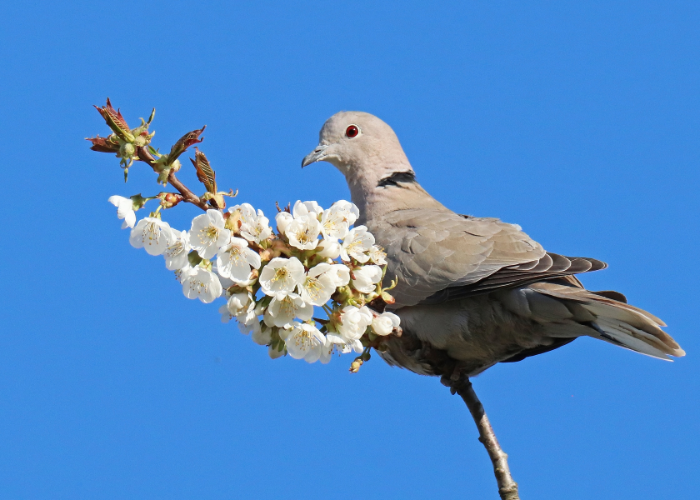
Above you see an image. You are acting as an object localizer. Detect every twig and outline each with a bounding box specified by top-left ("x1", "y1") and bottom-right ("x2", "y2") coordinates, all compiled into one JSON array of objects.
[
  {"x1": 452, "y1": 378, "x2": 520, "y2": 500},
  {"x1": 136, "y1": 146, "x2": 210, "y2": 212}
]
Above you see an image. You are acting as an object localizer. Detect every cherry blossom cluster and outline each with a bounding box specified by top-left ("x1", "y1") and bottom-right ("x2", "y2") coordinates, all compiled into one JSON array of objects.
[
  {"x1": 108, "y1": 197, "x2": 401, "y2": 368},
  {"x1": 92, "y1": 100, "x2": 399, "y2": 370}
]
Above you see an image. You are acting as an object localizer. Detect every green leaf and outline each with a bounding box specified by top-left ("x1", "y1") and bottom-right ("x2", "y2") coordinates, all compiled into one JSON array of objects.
[{"x1": 187, "y1": 250, "x2": 203, "y2": 267}]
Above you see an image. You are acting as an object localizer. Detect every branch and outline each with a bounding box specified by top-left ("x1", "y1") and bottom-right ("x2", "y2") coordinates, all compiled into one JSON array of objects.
[
  {"x1": 136, "y1": 146, "x2": 210, "y2": 212},
  {"x1": 452, "y1": 378, "x2": 520, "y2": 500}
]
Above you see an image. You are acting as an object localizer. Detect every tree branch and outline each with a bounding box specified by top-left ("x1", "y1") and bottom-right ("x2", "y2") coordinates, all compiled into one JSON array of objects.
[
  {"x1": 452, "y1": 379, "x2": 520, "y2": 500},
  {"x1": 136, "y1": 146, "x2": 211, "y2": 212}
]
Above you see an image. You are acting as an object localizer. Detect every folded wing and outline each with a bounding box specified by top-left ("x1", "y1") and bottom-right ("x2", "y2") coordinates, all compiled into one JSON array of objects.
[{"x1": 378, "y1": 209, "x2": 605, "y2": 307}]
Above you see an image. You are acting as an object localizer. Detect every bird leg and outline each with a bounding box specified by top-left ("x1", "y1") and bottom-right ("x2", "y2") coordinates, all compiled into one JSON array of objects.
[{"x1": 446, "y1": 377, "x2": 520, "y2": 500}]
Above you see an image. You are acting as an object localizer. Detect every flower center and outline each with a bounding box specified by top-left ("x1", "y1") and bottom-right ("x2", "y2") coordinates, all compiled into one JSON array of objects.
[
  {"x1": 189, "y1": 277, "x2": 209, "y2": 295},
  {"x1": 345, "y1": 239, "x2": 363, "y2": 254},
  {"x1": 145, "y1": 222, "x2": 164, "y2": 246},
  {"x1": 167, "y1": 240, "x2": 184, "y2": 256},
  {"x1": 272, "y1": 267, "x2": 288, "y2": 284},
  {"x1": 295, "y1": 228, "x2": 312, "y2": 244},
  {"x1": 292, "y1": 329, "x2": 314, "y2": 351},
  {"x1": 228, "y1": 246, "x2": 242, "y2": 263},
  {"x1": 304, "y1": 277, "x2": 321, "y2": 302},
  {"x1": 279, "y1": 297, "x2": 296, "y2": 316},
  {"x1": 202, "y1": 224, "x2": 219, "y2": 242}
]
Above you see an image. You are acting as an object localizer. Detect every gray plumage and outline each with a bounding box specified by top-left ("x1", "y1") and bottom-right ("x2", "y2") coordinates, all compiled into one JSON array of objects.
[{"x1": 302, "y1": 111, "x2": 685, "y2": 379}]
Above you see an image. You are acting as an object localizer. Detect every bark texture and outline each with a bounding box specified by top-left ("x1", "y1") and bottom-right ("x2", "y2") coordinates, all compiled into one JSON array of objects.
[{"x1": 453, "y1": 379, "x2": 520, "y2": 500}]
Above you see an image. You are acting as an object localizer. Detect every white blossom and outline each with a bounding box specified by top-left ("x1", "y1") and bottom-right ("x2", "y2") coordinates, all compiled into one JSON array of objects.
[
  {"x1": 190, "y1": 210, "x2": 230, "y2": 259},
  {"x1": 275, "y1": 211, "x2": 294, "y2": 234},
  {"x1": 259, "y1": 257, "x2": 305, "y2": 298},
  {"x1": 181, "y1": 267, "x2": 222, "y2": 304},
  {"x1": 217, "y1": 269, "x2": 256, "y2": 290},
  {"x1": 228, "y1": 203, "x2": 257, "y2": 225},
  {"x1": 368, "y1": 245, "x2": 387, "y2": 266},
  {"x1": 129, "y1": 217, "x2": 173, "y2": 256},
  {"x1": 252, "y1": 325, "x2": 273, "y2": 346},
  {"x1": 219, "y1": 303, "x2": 234, "y2": 323},
  {"x1": 297, "y1": 264, "x2": 337, "y2": 306},
  {"x1": 216, "y1": 273, "x2": 235, "y2": 290},
  {"x1": 238, "y1": 313, "x2": 261, "y2": 335},
  {"x1": 320, "y1": 332, "x2": 363, "y2": 364},
  {"x1": 320, "y1": 200, "x2": 359, "y2": 240},
  {"x1": 174, "y1": 263, "x2": 193, "y2": 283},
  {"x1": 286, "y1": 215, "x2": 321, "y2": 250},
  {"x1": 316, "y1": 239, "x2": 341, "y2": 259},
  {"x1": 163, "y1": 229, "x2": 191, "y2": 271},
  {"x1": 351, "y1": 265, "x2": 383, "y2": 294},
  {"x1": 229, "y1": 204, "x2": 273, "y2": 244},
  {"x1": 293, "y1": 200, "x2": 323, "y2": 219},
  {"x1": 340, "y1": 225, "x2": 374, "y2": 263},
  {"x1": 269, "y1": 344, "x2": 286, "y2": 359},
  {"x1": 241, "y1": 212, "x2": 272, "y2": 244},
  {"x1": 331, "y1": 200, "x2": 359, "y2": 225},
  {"x1": 337, "y1": 305, "x2": 373, "y2": 340},
  {"x1": 227, "y1": 292, "x2": 253, "y2": 316},
  {"x1": 323, "y1": 264, "x2": 351, "y2": 288},
  {"x1": 216, "y1": 237, "x2": 261, "y2": 282},
  {"x1": 372, "y1": 311, "x2": 401, "y2": 336},
  {"x1": 264, "y1": 293, "x2": 313, "y2": 328},
  {"x1": 282, "y1": 322, "x2": 325, "y2": 363},
  {"x1": 108, "y1": 195, "x2": 136, "y2": 229},
  {"x1": 276, "y1": 202, "x2": 324, "y2": 249},
  {"x1": 319, "y1": 339, "x2": 338, "y2": 364},
  {"x1": 239, "y1": 318, "x2": 262, "y2": 338},
  {"x1": 233, "y1": 297, "x2": 261, "y2": 334}
]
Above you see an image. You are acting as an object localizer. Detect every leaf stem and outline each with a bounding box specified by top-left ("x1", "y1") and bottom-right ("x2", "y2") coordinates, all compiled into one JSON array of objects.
[{"x1": 136, "y1": 146, "x2": 210, "y2": 212}]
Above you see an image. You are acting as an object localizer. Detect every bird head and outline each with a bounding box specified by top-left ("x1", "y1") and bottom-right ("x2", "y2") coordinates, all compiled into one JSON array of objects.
[{"x1": 301, "y1": 111, "x2": 414, "y2": 189}]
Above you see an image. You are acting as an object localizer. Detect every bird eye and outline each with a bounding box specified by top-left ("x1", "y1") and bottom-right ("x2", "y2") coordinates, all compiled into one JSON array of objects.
[{"x1": 345, "y1": 125, "x2": 359, "y2": 138}]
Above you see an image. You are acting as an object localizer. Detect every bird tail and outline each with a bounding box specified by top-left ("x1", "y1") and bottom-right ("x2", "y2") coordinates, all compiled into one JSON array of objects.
[{"x1": 525, "y1": 283, "x2": 685, "y2": 360}]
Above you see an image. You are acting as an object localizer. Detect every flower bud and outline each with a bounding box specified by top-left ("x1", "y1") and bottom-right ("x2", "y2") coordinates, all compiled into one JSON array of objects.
[
  {"x1": 372, "y1": 311, "x2": 400, "y2": 336},
  {"x1": 349, "y1": 359, "x2": 363, "y2": 373},
  {"x1": 119, "y1": 142, "x2": 135, "y2": 159},
  {"x1": 158, "y1": 192, "x2": 183, "y2": 209},
  {"x1": 269, "y1": 344, "x2": 286, "y2": 359}
]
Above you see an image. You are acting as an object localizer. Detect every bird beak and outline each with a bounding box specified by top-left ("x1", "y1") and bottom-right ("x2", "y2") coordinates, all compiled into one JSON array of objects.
[{"x1": 301, "y1": 144, "x2": 328, "y2": 168}]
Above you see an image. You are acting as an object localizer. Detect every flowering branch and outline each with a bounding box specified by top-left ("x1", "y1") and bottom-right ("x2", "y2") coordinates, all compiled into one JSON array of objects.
[
  {"x1": 449, "y1": 378, "x2": 520, "y2": 500},
  {"x1": 136, "y1": 145, "x2": 209, "y2": 211},
  {"x1": 91, "y1": 99, "x2": 402, "y2": 370}
]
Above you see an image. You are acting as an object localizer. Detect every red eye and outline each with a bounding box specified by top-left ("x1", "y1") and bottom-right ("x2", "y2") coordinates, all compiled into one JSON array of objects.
[{"x1": 345, "y1": 125, "x2": 359, "y2": 138}]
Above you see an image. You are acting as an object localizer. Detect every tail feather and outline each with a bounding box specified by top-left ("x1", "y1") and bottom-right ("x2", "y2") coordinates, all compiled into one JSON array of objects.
[
  {"x1": 590, "y1": 318, "x2": 673, "y2": 360},
  {"x1": 529, "y1": 283, "x2": 685, "y2": 360}
]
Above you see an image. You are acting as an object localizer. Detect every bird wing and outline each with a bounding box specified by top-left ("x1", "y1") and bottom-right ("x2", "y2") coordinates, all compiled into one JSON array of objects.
[{"x1": 377, "y1": 208, "x2": 604, "y2": 307}]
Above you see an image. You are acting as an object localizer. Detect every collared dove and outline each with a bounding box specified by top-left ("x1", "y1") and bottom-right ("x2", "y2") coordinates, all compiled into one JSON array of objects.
[{"x1": 302, "y1": 112, "x2": 685, "y2": 380}]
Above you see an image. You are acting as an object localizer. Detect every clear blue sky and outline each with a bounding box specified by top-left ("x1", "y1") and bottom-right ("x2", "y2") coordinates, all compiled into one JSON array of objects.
[{"x1": 1, "y1": 1, "x2": 699, "y2": 498}]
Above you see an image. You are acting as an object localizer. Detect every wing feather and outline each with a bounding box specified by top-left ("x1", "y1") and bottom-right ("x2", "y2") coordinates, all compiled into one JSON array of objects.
[{"x1": 374, "y1": 208, "x2": 606, "y2": 307}]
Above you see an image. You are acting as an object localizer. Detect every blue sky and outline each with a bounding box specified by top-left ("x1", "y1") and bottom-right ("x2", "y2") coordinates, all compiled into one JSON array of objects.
[{"x1": 1, "y1": 1, "x2": 699, "y2": 498}]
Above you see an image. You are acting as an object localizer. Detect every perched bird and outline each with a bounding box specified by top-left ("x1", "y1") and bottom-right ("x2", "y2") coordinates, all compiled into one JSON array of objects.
[{"x1": 302, "y1": 112, "x2": 685, "y2": 382}]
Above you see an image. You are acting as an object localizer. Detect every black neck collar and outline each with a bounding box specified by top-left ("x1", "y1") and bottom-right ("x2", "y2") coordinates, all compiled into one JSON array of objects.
[{"x1": 377, "y1": 171, "x2": 416, "y2": 188}]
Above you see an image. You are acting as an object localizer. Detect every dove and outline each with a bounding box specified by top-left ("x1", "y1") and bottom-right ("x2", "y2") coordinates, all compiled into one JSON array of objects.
[{"x1": 302, "y1": 112, "x2": 685, "y2": 381}]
